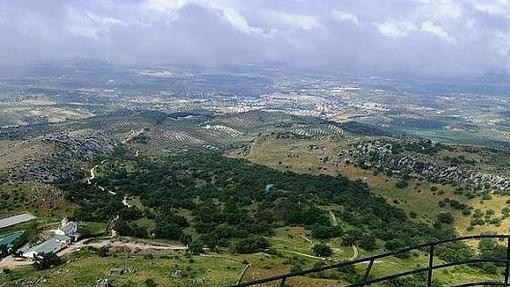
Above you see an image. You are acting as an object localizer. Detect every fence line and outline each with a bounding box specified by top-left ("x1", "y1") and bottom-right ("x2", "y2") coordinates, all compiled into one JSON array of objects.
[{"x1": 232, "y1": 234, "x2": 510, "y2": 287}]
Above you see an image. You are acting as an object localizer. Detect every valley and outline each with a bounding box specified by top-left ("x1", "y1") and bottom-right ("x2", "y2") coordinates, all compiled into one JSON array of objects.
[{"x1": 0, "y1": 65, "x2": 509, "y2": 287}]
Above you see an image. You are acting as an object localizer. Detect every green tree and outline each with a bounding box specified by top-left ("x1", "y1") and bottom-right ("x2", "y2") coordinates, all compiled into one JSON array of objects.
[
  {"x1": 342, "y1": 230, "x2": 363, "y2": 246},
  {"x1": 311, "y1": 225, "x2": 342, "y2": 240},
  {"x1": 153, "y1": 222, "x2": 183, "y2": 240},
  {"x1": 78, "y1": 226, "x2": 94, "y2": 240},
  {"x1": 188, "y1": 240, "x2": 204, "y2": 255},
  {"x1": 232, "y1": 236, "x2": 269, "y2": 254},
  {"x1": 359, "y1": 235, "x2": 377, "y2": 251},
  {"x1": 97, "y1": 246, "x2": 110, "y2": 257},
  {"x1": 33, "y1": 252, "x2": 62, "y2": 270},
  {"x1": 312, "y1": 243, "x2": 333, "y2": 257},
  {"x1": 0, "y1": 245, "x2": 9, "y2": 258},
  {"x1": 437, "y1": 212, "x2": 454, "y2": 225},
  {"x1": 145, "y1": 278, "x2": 157, "y2": 287}
]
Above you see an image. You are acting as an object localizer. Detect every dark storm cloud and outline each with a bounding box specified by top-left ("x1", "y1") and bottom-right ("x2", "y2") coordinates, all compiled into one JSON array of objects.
[{"x1": 0, "y1": 0, "x2": 509, "y2": 76}]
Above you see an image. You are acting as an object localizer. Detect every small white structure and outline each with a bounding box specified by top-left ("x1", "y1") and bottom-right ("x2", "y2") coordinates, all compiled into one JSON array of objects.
[
  {"x1": 22, "y1": 218, "x2": 78, "y2": 258},
  {"x1": 55, "y1": 218, "x2": 78, "y2": 239}
]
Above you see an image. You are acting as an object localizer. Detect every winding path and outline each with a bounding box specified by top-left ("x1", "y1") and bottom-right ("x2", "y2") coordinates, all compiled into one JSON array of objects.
[
  {"x1": 328, "y1": 210, "x2": 359, "y2": 261},
  {"x1": 328, "y1": 210, "x2": 338, "y2": 227},
  {"x1": 350, "y1": 245, "x2": 359, "y2": 260},
  {"x1": 86, "y1": 165, "x2": 98, "y2": 185},
  {"x1": 275, "y1": 249, "x2": 327, "y2": 261}
]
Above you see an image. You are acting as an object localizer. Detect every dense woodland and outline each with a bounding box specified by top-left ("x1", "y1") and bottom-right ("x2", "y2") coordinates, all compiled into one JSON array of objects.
[{"x1": 61, "y1": 149, "x2": 474, "y2": 257}]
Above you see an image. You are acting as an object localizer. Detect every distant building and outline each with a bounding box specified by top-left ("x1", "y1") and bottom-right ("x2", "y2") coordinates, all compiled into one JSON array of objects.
[
  {"x1": 0, "y1": 231, "x2": 24, "y2": 249},
  {"x1": 22, "y1": 218, "x2": 77, "y2": 258},
  {"x1": 54, "y1": 234, "x2": 73, "y2": 244},
  {"x1": 23, "y1": 235, "x2": 72, "y2": 258},
  {"x1": 55, "y1": 218, "x2": 78, "y2": 239}
]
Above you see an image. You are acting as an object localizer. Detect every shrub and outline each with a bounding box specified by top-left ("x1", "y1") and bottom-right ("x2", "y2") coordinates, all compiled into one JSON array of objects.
[
  {"x1": 232, "y1": 236, "x2": 269, "y2": 254},
  {"x1": 188, "y1": 240, "x2": 204, "y2": 255},
  {"x1": 312, "y1": 243, "x2": 333, "y2": 257},
  {"x1": 311, "y1": 225, "x2": 342, "y2": 239},
  {"x1": 97, "y1": 246, "x2": 110, "y2": 257},
  {"x1": 359, "y1": 235, "x2": 377, "y2": 251},
  {"x1": 437, "y1": 212, "x2": 454, "y2": 225},
  {"x1": 395, "y1": 180, "x2": 408, "y2": 189},
  {"x1": 33, "y1": 252, "x2": 62, "y2": 270},
  {"x1": 145, "y1": 278, "x2": 157, "y2": 287}
]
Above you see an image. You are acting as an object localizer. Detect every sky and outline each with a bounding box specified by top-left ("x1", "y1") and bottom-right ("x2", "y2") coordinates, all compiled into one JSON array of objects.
[{"x1": 1, "y1": 0, "x2": 510, "y2": 76}]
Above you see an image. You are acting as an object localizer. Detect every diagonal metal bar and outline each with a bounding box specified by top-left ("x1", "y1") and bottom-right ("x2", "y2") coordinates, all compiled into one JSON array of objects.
[
  {"x1": 345, "y1": 259, "x2": 506, "y2": 287},
  {"x1": 232, "y1": 234, "x2": 510, "y2": 287},
  {"x1": 361, "y1": 258, "x2": 374, "y2": 286}
]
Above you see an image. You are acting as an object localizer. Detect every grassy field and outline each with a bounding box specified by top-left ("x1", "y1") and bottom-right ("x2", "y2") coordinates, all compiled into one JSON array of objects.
[
  {"x1": 2, "y1": 237, "x2": 501, "y2": 287},
  {"x1": 1, "y1": 250, "x2": 244, "y2": 287}
]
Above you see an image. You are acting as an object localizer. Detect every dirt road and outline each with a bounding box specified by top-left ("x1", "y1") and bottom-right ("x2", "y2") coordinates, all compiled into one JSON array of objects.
[
  {"x1": 328, "y1": 210, "x2": 338, "y2": 226},
  {"x1": 0, "y1": 256, "x2": 33, "y2": 269},
  {"x1": 58, "y1": 239, "x2": 187, "y2": 256},
  {"x1": 350, "y1": 245, "x2": 359, "y2": 260}
]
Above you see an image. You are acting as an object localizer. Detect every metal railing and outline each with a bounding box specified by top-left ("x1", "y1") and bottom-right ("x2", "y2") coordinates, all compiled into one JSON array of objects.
[{"x1": 232, "y1": 234, "x2": 510, "y2": 287}]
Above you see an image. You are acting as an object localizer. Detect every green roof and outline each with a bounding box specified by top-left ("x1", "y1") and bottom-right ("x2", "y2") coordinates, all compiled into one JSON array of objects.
[
  {"x1": 27, "y1": 239, "x2": 66, "y2": 254},
  {"x1": 0, "y1": 231, "x2": 24, "y2": 248},
  {"x1": 54, "y1": 234, "x2": 72, "y2": 242}
]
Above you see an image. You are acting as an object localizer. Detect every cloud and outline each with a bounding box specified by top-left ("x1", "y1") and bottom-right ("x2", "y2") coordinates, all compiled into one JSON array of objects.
[
  {"x1": 331, "y1": 10, "x2": 360, "y2": 26},
  {"x1": 144, "y1": 0, "x2": 190, "y2": 12},
  {"x1": 374, "y1": 21, "x2": 417, "y2": 39},
  {"x1": 67, "y1": 10, "x2": 127, "y2": 40},
  {"x1": 472, "y1": 0, "x2": 510, "y2": 16},
  {"x1": 0, "y1": 0, "x2": 509, "y2": 76},
  {"x1": 420, "y1": 21, "x2": 452, "y2": 42},
  {"x1": 268, "y1": 12, "x2": 321, "y2": 31},
  {"x1": 214, "y1": 6, "x2": 263, "y2": 34},
  {"x1": 374, "y1": 20, "x2": 452, "y2": 42}
]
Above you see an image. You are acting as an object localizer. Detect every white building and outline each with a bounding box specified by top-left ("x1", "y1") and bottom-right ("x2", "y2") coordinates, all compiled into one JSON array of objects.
[{"x1": 54, "y1": 218, "x2": 78, "y2": 239}]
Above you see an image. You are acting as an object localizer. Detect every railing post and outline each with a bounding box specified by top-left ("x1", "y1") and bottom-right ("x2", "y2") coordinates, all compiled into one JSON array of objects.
[
  {"x1": 361, "y1": 259, "x2": 375, "y2": 286},
  {"x1": 279, "y1": 277, "x2": 286, "y2": 287},
  {"x1": 427, "y1": 244, "x2": 434, "y2": 287},
  {"x1": 505, "y1": 236, "x2": 510, "y2": 287}
]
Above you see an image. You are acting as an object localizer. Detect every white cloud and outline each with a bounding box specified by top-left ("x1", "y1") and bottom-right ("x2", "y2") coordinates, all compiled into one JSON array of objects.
[
  {"x1": 374, "y1": 21, "x2": 417, "y2": 39},
  {"x1": 209, "y1": 5, "x2": 265, "y2": 35},
  {"x1": 493, "y1": 32, "x2": 510, "y2": 67},
  {"x1": 374, "y1": 19, "x2": 453, "y2": 42},
  {"x1": 67, "y1": 10, "x2": 126, "y2": 40},
  {"x1": 268, "y1": 12, "x2": 321, "y2": 30},
  {"x1": 144, "y1": 0, "x2": 191, "y2": 12},
  {"x1": 420, "y1": 21, "x2": 453, "y2": 42},
  {"x1": 472, "y1": 0, "x2": 510, "y2": 16},
  {"x1": 331, "y1": 10, "x2": 360, "y2": 26}
]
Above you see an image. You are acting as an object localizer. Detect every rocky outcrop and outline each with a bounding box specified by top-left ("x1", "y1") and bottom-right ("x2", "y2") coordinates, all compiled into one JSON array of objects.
[
  {"x1": 348, "y1": 140, "x2": 510, "y2": 193},
  {"x1": 1, "y1": 131, "x2": 118, "y2": 184}
]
